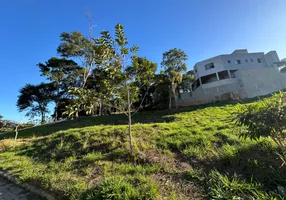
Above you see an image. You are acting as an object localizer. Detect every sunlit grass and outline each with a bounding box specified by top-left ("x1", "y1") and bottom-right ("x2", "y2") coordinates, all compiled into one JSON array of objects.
[{"x1": 0, "y1": 101, "x2": 285, "y2": 199}]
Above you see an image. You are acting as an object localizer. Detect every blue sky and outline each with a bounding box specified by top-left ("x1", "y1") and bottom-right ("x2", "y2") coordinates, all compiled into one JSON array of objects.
[{"x1": 1, "y1": 0, "x2": 286, "y2": 122}]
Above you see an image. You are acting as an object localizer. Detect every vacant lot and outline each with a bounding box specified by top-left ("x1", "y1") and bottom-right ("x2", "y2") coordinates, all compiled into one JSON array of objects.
[{"x1": 0, "y1": 101, "x2": 285, "y2": 199}]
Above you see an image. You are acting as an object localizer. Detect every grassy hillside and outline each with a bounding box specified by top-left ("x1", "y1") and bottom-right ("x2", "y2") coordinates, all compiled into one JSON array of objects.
[{"x1": 0, "y1": 101, "x2": 285, "y2": 199}]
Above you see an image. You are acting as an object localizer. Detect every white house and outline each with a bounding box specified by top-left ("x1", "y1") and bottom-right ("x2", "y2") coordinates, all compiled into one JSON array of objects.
[{"x1": 179, "y1": 49, "x2": 286, "y2": 106}]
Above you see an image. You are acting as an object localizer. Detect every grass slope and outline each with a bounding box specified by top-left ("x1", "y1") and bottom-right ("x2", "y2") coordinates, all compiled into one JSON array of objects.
[{"x1": 0, "y1": 101, "x2": 285, "y2": 199}]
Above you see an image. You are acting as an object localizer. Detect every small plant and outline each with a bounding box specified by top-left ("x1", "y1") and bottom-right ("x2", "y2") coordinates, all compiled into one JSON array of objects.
[
  {"x1": 207, "y1": 170, "x2": 279, "y2": 199},
  {"x1": 83, "y1": 176, "x2": 158, "y2": 200},
  {"x1": 83, "y1": 152, "x2": 103, "y2": 163},
  {"x1": 235, "y1": 92, "x2": 286, "y2": 167}
]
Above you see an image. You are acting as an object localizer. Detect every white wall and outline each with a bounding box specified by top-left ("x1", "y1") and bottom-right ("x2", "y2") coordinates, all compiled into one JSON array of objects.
[
  {"x1": 238, "y1": 67, "x2": 286, "y2": 98},
  {"x1": 194, "y1": 51, "x2": 276, "y2": 80},
  {"x1": 179, "y1": 80, "x2": 246, "y2": 106},
  {"x1": 201, "y1": 78, "x2": 238, "y2": 89},
  {"x1": 221, "y1": 52, "x2": 267, "y2": 70},
  {"x1": 264, "y1": 51, "x2": 280, "y2": 67}
]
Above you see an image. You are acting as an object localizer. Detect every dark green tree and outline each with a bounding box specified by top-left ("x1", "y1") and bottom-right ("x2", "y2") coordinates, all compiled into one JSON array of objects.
[
  {"x1": 17, "y1": 83, "x2": 56, "y2": 124},
  {"x1": 161, "y1": 48, "x2": 188, "y2": 109},
  {"x1": 126, "y1": 56, "x2": 157, "y2": 110},
  {"x1": 38, "y1": 57, "x2": 82, "y2": 120}
]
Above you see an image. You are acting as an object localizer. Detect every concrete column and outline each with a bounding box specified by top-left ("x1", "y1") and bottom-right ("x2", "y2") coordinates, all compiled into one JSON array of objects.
[
  {"x1": 217, "y1": 87, "x2": 221, "y2": 100},
  {"x1": 216, "y1": 73, "x2": 220, "y2": 81},
  {"x1": 228, "y1": 70, "x2": 231, "y2": 78}
]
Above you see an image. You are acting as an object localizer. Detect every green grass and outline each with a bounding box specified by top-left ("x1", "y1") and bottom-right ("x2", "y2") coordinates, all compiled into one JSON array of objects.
[{"x1": 0, "y1": 100, "x2": 285, "y2": 199}]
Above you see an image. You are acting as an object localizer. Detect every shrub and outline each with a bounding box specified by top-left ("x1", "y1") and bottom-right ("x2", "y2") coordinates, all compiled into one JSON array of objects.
[
  {"x1": 235, "y1": 92, "x2": 286, "y2": 166},
  {"x1": 207, "y1": 170, "x2": 280, "y2": 199}
]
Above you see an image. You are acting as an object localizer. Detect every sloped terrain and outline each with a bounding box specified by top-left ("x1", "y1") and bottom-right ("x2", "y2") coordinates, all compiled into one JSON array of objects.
[{"x1": 0, "y1": 102, "x2": 285, "y2": 199}]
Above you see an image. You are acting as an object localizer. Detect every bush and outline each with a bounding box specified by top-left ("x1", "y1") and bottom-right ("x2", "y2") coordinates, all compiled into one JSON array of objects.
[
  {"x1": 235, "y1": 92, "x2": 286, "y2": 166},
  {"x1": 207, "y1": 170, "x2": 281, "y2": 199}
]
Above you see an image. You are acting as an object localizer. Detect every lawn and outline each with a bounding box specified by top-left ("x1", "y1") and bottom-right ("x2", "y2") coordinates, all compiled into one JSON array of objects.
[{"x1": 0, "y1": 100, "x2": 285, "y2": 199}]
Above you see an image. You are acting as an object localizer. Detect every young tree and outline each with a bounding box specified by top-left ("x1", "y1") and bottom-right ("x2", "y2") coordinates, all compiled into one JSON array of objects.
[
  {"x1": 63, "y1": 24, "x2": 140, "y2": 155},
  {"x1": 38, "y1": 57, "x2": 82, "y2": 120},
  {"x1": 99, "y1": 24, "x2": 139, "y2": 155},
  {"x1": 17, "y1": 83, "x2": 56, "y2": 124},
  {"x1": 161, "y1": 48, "x2": 188, "y2": 109}
]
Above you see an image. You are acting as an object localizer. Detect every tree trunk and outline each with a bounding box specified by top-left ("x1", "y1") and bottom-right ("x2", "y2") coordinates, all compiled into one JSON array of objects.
[
  {"x1": 173, "y1": 86, "x2": 178, "y2": 109},
  {"x1": 41, "y1": 111, "x2": 45, "y2": 124},
  {"x1": 14, "y1": 124, "x2": 19, "y2": 142},
  {"x1": 55, "y1": 101, "x2": 58, "y2": 121},
  {"x1": 127, "y1": 84, "x2": 133, "y2": 155},
  {"x1": 175, "y1": 95, "x2": 178, "y2": 109},
  {"x1": 99, "y1": 100, "x2": 102, "y2": 116},
  {"x1": 169, "y1": 84, "x2": 172, "y2": 110},
  {"x1": 55, "y1": 87, "x2": 60, "y2": 121}
]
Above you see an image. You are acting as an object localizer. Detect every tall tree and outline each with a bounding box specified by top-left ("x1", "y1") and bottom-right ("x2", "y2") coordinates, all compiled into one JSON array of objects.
[
  {"x1": 126, "y1": 56, "x2": 157, "y2": 110},
  {"x1": 57, "y1": 30, "x2": 107, "y2": 88},
  {"x1": 180, "y1": 70, "x2": 196, "y2": 92},
  {"x1": 38, "y1": 57, "x2": 82, "y2": 120},
  {"x1": 17, "y1": 83, "x2": 55, "y2": 124},
  {"x1": 161, "y1": 48, "x2": 188, "y2": 109}
]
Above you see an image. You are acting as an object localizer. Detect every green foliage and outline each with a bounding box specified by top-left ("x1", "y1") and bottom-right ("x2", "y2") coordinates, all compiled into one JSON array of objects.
[
  {"x1": 17, "y1": 83, "x2": 56, "y2": 124},
  {"x1": 64, "y1": 87, "x2": 100, "y2": 117},
  {"x1": 235, "y1": 92, "x2": 286, "y2": 166},
  {"x1": 235, "y1": 92, "x2": 286, "y2": 141},
  {"x1": 85, "y1": 176, "x2": 158, "y2": 200},
  {"x1": 161, "y1": 48, "x2": 188, "y2": 109},
  {"x1": 161, "y1": 48, "x2": 188, "y2": 72},
  {"x1": 207, "y1": 170, "x2": 281, "y2": 199}
]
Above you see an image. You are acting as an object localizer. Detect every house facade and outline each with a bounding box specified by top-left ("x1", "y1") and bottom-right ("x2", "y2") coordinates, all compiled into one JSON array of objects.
[{"x1": 179, "y1": 49, "x2": 286, "y2": 106}]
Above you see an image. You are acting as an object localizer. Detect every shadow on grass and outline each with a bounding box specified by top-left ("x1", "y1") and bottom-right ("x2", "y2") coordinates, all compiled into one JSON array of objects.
[
  {"x1": 0, "y1": 93, "x2": 270, "y2": 140},
  {"x1": 0, "y1": 98, "x2": 242, "y2": 140},
  {"x1": 14, "y1": 129, "x2": 133, "y2": 166},
  {"x1": 0, "y1": 111, "x2": 174, "y2": 139},
  {"x1": 178, "y1": 141, "x2": 286, "y2": 192}
]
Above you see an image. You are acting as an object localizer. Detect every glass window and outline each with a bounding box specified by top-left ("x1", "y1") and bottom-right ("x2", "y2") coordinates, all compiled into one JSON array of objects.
[
  {"x1": 234, "y1": 60, "x2": 241, "y2": 65},
  {"x1": 218, "y1": 70, "x2": 230, "y2": 80},
  {"x1": 257, "y1": 58, "x2": 264, "y2": 63},
  {"x1": 250, "y1": 59, "x2": 254, "y2": 62},
  {"x1": 201, "y1": 73, "x2": 218, "y2": 84},
  {"x1": 227, "y1": 60, "x2": 231, "y2": 64},
  {"x1": 230, "y1": 70, "x2": 238, "y2": 78},
  {"x1": 205, "y1": 63, "x2": 215, "y2": 70}
]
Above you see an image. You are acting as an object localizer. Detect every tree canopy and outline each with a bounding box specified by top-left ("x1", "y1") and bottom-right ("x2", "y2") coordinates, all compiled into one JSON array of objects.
[
  {"x1": 161, "y1": 48, "x2": 188, "y2": 109},
  {"x1": 17, "y1": 83, "x2": 56, "y2": 124}
]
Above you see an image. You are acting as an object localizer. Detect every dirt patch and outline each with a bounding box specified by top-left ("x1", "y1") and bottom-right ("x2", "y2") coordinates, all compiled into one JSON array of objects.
[
  {"x1": 138, "y1": 149, "x2": 192, "y2": 171},
  {"x1": 152, "y1": 172, "x2": 202, "y2": 200}
]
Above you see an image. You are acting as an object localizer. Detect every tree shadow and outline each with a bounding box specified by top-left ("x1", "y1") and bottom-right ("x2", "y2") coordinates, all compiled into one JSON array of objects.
[
  {"x1": 179, "y1": 141, "x2": 286, "y2": 192},
  {"x1": 14, "y1": 129, "x2": 133, "y2": 165}
]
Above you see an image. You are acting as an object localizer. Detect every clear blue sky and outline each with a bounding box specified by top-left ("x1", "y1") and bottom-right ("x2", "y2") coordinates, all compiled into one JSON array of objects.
[{"x1": 1, "y1": 0, "x2": 286, "y2": 122}]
